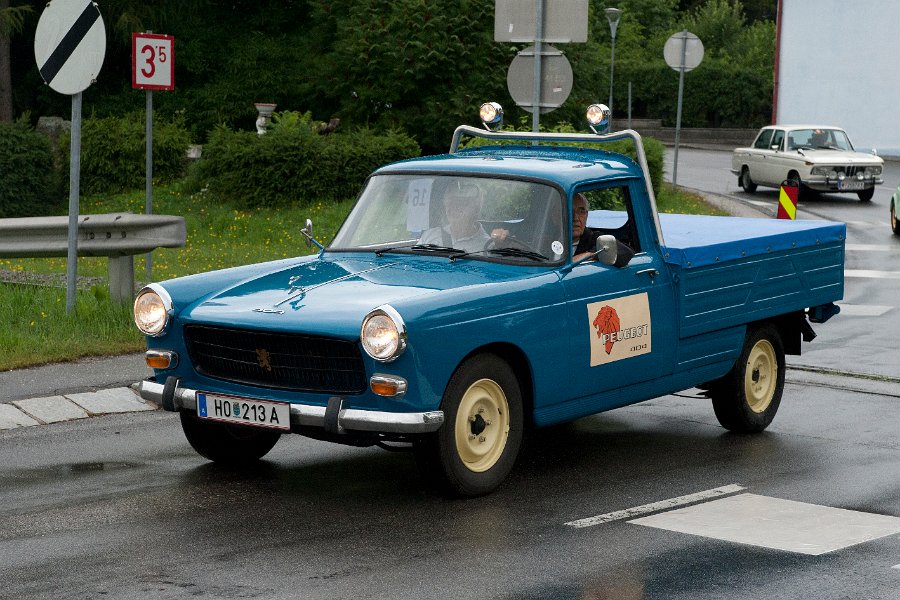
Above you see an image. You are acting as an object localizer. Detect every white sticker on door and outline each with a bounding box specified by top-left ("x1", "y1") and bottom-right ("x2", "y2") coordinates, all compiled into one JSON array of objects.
[{"x1": 587, "y1": 292, "x2": 652, "y2": 366}]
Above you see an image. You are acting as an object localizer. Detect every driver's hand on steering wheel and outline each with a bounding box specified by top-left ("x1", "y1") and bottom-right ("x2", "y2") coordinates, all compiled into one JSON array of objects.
[{"x1": 490, "y1": 228, "x2": 510, "y2": 242}]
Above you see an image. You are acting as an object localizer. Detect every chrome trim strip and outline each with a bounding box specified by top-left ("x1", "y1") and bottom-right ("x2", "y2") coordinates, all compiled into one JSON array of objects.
[{"x1": 136, "y1": 380, "x2": 443, "y2": 434}]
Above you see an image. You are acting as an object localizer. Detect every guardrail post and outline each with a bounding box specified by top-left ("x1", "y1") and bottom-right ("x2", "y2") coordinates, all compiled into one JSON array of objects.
[{"x1": 108, "y1": 255, "x2": 135, "y2": 301}]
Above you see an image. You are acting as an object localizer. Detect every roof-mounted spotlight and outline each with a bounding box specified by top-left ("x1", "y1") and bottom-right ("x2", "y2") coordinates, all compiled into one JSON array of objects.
[
  {"x1": 479, "y1": 102, "x2": 504, "y2": 131},
  {"x1": 586, "y1": 103, "x2": 611, "y2": 134}
]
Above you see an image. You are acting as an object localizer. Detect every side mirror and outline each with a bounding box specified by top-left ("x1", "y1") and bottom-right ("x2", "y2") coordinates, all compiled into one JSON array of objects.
[
  {"x1": 595, "y1": 235, "x2": 618, "y2": 266},
  {"x1": 301, "y1": 218, "x2": 314, "y2": 249}
]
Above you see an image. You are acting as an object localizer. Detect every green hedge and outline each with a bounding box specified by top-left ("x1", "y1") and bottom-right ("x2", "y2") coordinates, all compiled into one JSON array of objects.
[
  {"x1": 193, "y1": 112, "x2": 421, "y2": 207},
  {"x1": 0, "y1": 119, "x2": 63, "y2": 218},
  {"x1": 61, "y1": 112, "x2": 192, "y2": 195}
]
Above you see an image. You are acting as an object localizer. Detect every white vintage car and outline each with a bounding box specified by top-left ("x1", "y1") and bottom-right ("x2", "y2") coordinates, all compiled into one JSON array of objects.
[{"x1": 731, "y1": 125, "x2": 883, "y2": 201}]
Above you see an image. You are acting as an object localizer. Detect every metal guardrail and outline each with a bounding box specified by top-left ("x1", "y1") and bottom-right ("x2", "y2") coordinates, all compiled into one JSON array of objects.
[{"x1": 0, "y1": 213, "x2": 186, "y2": 301}]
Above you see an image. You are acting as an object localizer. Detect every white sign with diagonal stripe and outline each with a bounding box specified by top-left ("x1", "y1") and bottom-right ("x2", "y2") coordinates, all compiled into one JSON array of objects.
[{"x1": 33, "y1": 0, "x2": 106, "y2": 95}]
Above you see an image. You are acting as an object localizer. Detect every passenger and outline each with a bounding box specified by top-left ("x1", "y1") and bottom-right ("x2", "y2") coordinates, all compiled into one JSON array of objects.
[
  {"x1": 418, "y1": 182, "x2": 491, "y2": 252},
  {"x1": 572, "y1": 192, "x2": 635, "y2": 267}
]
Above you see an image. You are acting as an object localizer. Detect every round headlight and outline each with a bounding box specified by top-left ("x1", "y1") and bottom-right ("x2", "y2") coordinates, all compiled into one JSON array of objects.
[
  {"x1": 361, "y1": 306, "x2": 407, "y2": 362},
  {"x1": 586, "y1": 104, "x2": 611, "y2": 133},
  {"x1": 479, "y1": 102, "x2": 504, "y2": 131},
  {"x1": 134, "y1": 284, "x2": 173, "y2": 337}
]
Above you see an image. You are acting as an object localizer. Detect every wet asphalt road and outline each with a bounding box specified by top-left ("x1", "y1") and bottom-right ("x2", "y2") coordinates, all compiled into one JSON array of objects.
[{"x1": 0, "y1": 373, "x2": 897, "y2": 599}]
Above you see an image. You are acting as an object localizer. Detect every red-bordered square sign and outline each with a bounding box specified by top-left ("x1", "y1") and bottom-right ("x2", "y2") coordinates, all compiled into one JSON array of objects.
[{"x1": 132, "y1": 33, "x2": 174, "y2": 90}]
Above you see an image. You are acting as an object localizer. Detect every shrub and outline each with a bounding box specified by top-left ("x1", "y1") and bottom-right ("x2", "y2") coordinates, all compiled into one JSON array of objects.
[
  {"x1": 0, "y1": 119, "x2": 63, "y2": 218},
  {"x1": 61, "y1": 112, "x2": 192, "y2": 194},
  {"x1": 193, "y1": 112, "x2": 420, "y2": 207}
]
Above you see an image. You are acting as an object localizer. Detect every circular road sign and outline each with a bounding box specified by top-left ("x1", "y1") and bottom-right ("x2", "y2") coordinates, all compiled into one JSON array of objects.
[
  {"x1": 507, "y1": 45, "x2": 573, "y2": 114},
  {"x1": 34, "y1": 0, "x2": 106, "y2": 95},
  {"x1": 664, "y1": 31, "x2": 704, "y2": 73}
]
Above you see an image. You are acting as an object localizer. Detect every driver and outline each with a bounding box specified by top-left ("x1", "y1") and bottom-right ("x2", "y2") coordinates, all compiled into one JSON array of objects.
[{"x1": 418, "y1": 182, "x2": 491, "y2": 252}]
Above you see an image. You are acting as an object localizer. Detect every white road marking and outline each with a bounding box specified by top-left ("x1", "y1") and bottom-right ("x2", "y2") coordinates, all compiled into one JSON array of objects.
[
  {"x1": 892, "y1": 563, "x2": 900, "y2": 570},
  {"x1": 835, "y1": 303, "x2": 893, "y2": 317},
  {"x1": 845, "y1": 269, "x2": 900, "y2": 279},
  {"x1": 564, "y1": 484, "x2": 745, "y2": 529},
  {"x1": 630, "y1": 493, "x2": 900, "y2": 556},
  {"x1": 846, "y1": 244, "x2": 900, "y2": 252}
]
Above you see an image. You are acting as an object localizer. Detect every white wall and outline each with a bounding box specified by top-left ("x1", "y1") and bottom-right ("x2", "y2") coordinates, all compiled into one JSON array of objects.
[{"x1": 776, "y1": 0, "x2": 900, "y2": 154}]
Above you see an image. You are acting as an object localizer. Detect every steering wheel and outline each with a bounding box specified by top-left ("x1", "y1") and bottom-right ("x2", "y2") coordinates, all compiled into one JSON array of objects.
[{"x1": 486, "y1": 235, "x2": 534, "y2": 253}]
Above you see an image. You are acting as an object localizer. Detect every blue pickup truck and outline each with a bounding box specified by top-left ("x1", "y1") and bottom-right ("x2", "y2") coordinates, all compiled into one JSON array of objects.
[{"x1": 134, "y1": 105, "x2": 844, "y2": 497}]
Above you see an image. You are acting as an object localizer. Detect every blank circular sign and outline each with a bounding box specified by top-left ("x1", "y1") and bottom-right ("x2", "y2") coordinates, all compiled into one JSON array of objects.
[
  {"x1": 34, "y1": 0, "x2": 106, "y2": 95},
  {"x1": 664, "y1": 31, "x2": 704, "y2": 73},
  {"x1": 507, "y1": 45, "x2": 573, "y2": 114}
]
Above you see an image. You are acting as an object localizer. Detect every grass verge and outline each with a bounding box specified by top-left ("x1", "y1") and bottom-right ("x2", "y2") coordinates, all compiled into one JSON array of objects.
[{"x1": 0, "y1": 181, "x2": 724, "y2": 370}]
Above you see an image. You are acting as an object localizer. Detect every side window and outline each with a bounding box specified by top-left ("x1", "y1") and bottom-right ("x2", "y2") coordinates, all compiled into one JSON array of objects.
[
  {"x1": 770, "y1": 129, "x2": 785, "y2": 151},
  {"x1": 579, "y1": 185, "x2": 641, "y2": 252},
  {"x1": 753, "y1": 129, "x2": 774, "y2": 149}
]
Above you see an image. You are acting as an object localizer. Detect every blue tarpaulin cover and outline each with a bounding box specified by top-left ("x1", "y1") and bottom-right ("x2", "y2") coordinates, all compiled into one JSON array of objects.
[{"x1": 588, "y1": 212, "x2": 846, "y2": 270}]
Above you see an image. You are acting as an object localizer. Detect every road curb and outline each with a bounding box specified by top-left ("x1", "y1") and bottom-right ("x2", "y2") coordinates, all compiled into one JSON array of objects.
[{"x1": 0, "y1": 386, "x2": 158, "y2": 430}]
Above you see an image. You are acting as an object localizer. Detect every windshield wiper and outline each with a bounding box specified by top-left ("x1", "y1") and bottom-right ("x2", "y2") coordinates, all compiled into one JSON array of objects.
[
  {"x1": 485, "y1": 247, "x2": 549, "y2": 262},
  {"x1": 374, "y1": 243, "x2": 417, "y2": 256},
  {"x1": 375, "y1": 243, "x2": 466, "y2": 256},
  {"x1": 409, "y1": 243, "x2": 466, "y2": 254}
]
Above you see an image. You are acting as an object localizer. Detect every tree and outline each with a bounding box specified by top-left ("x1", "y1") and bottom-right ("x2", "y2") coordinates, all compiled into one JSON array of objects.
[{"x1": 0, "y1": 0, "x2": 31, "y2": 122}]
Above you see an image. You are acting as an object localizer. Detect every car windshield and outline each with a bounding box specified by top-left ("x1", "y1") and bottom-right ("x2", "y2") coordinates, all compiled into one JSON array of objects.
[
  {"x1": 330, "y1": 174, "x2": 566, "y2": 263},
  {"x1": 787, "y1": 128, "x2": 853, "y2": 151}
]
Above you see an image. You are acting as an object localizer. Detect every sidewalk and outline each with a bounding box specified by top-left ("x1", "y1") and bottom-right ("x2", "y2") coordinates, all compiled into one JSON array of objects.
[{"x1": 0, "y1": 353, "x2": 157, "y2": 430}]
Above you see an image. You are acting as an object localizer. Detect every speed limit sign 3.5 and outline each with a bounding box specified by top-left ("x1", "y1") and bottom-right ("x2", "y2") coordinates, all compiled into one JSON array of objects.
[{"x1": 132, "y1": 32, "x2": 174, "y2": 90}]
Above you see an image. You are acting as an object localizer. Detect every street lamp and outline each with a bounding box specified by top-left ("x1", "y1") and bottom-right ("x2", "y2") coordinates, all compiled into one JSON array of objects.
[{"x1": 605, "y1": 7, "x2": 623, "y2": 130}]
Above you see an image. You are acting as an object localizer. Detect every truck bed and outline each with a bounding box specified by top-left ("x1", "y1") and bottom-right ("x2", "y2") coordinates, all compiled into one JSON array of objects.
[{"x1": 589, "y1": 212, "x2": 845, "y2": 339}]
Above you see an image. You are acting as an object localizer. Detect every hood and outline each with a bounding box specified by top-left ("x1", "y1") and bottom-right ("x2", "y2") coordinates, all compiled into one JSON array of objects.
[
  {"x1": 179, "y1": 253, "x2": 533, "y2": 338},
  {"x1": 796, "y1": 148, "x2": 883, "y2": 164}
]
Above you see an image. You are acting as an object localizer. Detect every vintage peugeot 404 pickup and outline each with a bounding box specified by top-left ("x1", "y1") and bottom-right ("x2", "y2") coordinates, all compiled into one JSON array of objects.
[{"x1": 134, "y1": 104, "x2": 844, "y2": 497}]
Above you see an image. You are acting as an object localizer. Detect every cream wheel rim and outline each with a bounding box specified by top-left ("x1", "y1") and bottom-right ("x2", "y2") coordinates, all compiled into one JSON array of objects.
[
  {"x1": 892, "y1": 204, "x2": 897, "y2": 230},
  {"x1": 744, "y1": 339, "x2": 777, "y2": 413},
  {"x1": 454, "y1": 378, "x2": 510, "y2": 473}
]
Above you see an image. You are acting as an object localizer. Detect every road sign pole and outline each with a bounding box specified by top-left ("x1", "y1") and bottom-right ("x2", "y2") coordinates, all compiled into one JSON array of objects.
[
  {"x1": 531, "y1": 0, "x2": 544, "y2": 135},
  {"x1": 672, "y1": 31, "x2": 688, "y2": 187},
  {"x1": 145, "y1": 88, "x2": 153, "y2": 282},
  {"x1": 65, "y1": 92, "x2": 82, "y2": 313}
]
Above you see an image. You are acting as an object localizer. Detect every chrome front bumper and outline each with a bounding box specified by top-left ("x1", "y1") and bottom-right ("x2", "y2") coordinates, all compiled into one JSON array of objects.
[{"x1": 137, "y1": 379, "x2": 444, "y2": 435}]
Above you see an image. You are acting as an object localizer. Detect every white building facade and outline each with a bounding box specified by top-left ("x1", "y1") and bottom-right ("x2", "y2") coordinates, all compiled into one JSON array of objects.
[{"x1": 775, "y1": 0, "x2": 900, "y2": 154}]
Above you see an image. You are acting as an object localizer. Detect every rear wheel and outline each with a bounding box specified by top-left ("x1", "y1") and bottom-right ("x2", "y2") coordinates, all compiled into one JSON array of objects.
[
  {"x1": 857, "y1": 187, "x2": 875, "y2": 202},
  {"x1": 740, "y1": 167, "x2": 757, "y2": 193},
  {"x1": 180, "y1": 410, "x2": 282, "y2": 465},
  {"x1": 710, "y1": 324, "x2": 785, "y2": 433},
  {"x1": 415, "y1": 353, "x2": 523, "y2": 497}
]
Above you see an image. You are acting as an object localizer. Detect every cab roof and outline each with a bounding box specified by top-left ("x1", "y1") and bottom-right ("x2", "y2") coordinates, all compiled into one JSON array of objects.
[{"x1": 374, "y1": 144, "x2": 642, "y2": 191}]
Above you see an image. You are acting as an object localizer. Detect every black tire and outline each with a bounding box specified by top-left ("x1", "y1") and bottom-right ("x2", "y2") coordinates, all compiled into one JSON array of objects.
[
  {"x1": 740, "y1": 167, "x2": 757, "y2": 193},
  {"x1": 179, "y1": 410, "x2": 281, "y2": 465},
  {"x1": 857, "y1": 187, "x2": 875, "y2": 202},
  {"x1": 414, "y1": 354, "x2": 523, "y2": 497},
  {"x1": 710, "y1": 324, "x2": 785, "y2": 433},
  {"x1": 787, "y1": 171, "x2": 812, "y2": 202},
  {"x1": 892, "y1": 201, "x2": 900, "y2": 235}
]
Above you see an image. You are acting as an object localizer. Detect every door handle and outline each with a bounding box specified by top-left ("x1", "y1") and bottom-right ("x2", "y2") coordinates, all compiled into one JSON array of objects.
[{"x1": 636, "y1": 268, "x2": 658, "y2": 281}]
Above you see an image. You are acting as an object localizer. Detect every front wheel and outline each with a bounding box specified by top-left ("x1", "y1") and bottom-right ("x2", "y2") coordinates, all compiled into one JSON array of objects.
[
  {"x1": 709, "y1": 324, "x2": 785, "y2": 433},
  {"x1": 857, "y1": 187, "x2": 875, "y2": 202},
  {"x1": 740, "y1": 167, "x2": 757, "y2": 193},
  {"x1": 179, "y1": 411, "x2": 282, "y2": 465},
  {"x1": 891, "y1": 201, "x2": 899, "y2": 235},
  {"x1": 415, "y1": 354, "x2": 523, "y2": 497}
]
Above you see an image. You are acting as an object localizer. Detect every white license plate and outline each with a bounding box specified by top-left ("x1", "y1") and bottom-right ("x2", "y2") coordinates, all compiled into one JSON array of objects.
[
  {"x1": 196, "y1": 392, "x2": 290, "y2": 431},
  {"x1": 839, "y1": 180, "x2": 864, "y2": 190}
]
